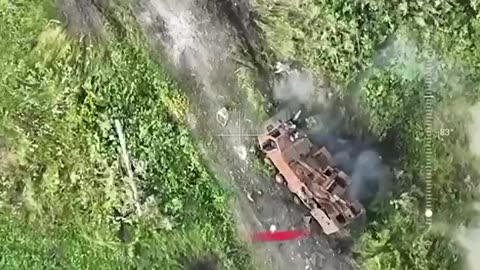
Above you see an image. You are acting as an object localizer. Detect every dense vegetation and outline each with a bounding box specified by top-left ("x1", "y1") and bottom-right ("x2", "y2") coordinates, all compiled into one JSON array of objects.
[
  {"x1": 0, "y1": 1, "x2": 253, "y2": 269},
  {"x1": 252, "y1": 0, "x2": 480, "y2": 269},
  {"x1": 4, "y1": 0, "x2": 480, "y2": 269}
]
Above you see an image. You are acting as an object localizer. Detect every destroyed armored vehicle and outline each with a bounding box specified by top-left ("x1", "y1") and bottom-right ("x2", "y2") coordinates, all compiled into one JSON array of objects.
[{"x1": 258, "y1": 111, "x2": 364, "y2": 236}]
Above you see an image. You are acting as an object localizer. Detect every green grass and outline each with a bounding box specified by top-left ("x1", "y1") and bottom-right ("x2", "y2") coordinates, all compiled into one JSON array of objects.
[
  {"x1": 5, "y1": 0, "x2": 480, "y2": 269},
  {"x1": 250, "y1": 1, "x2": 480, "y2": 269},
  {"x1": 235, "y1": 65, "x2": 269, "y2": 120},
  {"x1": 0, "y1": 1, "x2": 253, "y2": 269}
]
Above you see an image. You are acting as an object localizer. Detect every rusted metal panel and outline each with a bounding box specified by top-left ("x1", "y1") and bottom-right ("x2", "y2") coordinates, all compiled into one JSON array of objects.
[{"x1": 258, "y1": 112, "x2": 365, "y2": 236}]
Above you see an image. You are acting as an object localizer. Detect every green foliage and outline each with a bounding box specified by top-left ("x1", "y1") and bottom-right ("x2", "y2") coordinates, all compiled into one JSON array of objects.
[
  {"x1": 252, "y1": 0, "x2": 480, "y2": 269},
  {"x1": 0, "y1": 1, "x2": 253, "y2": 269},
  {"x1": 0, "y1": 213, "x2": 125, "y2": 269},
  {"x1": 358, "y1": 204, "x2": 460, "y2": 270},
  {"x1": 250, "y1": 154, "x2": 276, "y2": 178},
  {"x1": 252, "y1": 0, "x2": 405, "y2": 86},
  {"x1": 362, "y1": 68, "x2": 424, "y2": 139},
  {"x1": 235, "y1": 65, "x2": 269, "y2": 120},
  {"x1": 252, "y1": 0, "x2": 480, "y2": 88}
]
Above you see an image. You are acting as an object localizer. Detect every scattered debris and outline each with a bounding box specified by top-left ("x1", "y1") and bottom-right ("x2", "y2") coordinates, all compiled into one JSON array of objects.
[
  {"x1": 274, "y1": 61, "x2": 291, "y2": 74},
  {"x1": 394, "y1": 168, "x2": 404, "y2": 179},
  {"x1": 216, "y1": 107, "x2": 229, "y2": 126},
  {"x1": 134, "y1": 1, "x2": 356, "y2": 268},
  {"x1": 292, "y1": 110, "x2": 302, "y2": 122},
  {"x1": 302, "y1": 215, "x2": 312, "y2": 225},
  {"x1": 247, "y1": 192, "x2": 255, "y2": 203}
]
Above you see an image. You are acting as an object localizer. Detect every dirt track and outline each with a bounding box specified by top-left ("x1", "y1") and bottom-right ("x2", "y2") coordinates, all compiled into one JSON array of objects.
[
  {"x1": 60, "y1": 0, "x2": 360, "y2": 269},
  {"x1": 132, "y1": 1, "x2": 356, "y2": 269}
]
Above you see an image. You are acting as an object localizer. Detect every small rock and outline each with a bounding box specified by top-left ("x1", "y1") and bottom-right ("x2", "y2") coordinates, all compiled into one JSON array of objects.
[
  {"x1": 234, "y1": 145, "x2": 248, "y2": 161},
  {"x1": 269, "y1": 225, "x2": 276, "y2": 232}
]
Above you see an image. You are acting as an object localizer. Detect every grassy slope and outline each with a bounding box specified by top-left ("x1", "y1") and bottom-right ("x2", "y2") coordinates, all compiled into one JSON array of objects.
[
  {"x1": 0, "y1": 1, "x2": 252, "y2": 269},
  {"x1": 251, "y1": 0, "x2": 480, "y2": 269}
]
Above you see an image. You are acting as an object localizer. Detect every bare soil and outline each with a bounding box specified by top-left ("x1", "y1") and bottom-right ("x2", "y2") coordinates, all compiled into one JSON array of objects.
[
  {"x1": 57, "y1": 0, "x2": 108, "y2": 41},
  {"x1": 61, "y1": 0, "x2": 357, "y2": 269}
]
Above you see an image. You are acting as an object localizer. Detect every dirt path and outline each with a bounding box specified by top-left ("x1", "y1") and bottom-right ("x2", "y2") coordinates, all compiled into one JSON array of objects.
[{"x1": 133, "y1": 1, "x2": 355, "y2": 269}]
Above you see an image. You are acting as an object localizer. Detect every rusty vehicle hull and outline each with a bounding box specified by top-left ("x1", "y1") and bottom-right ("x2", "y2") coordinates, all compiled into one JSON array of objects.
[{"x1": 258, "y1": 112, "x2": 364, "y2": 235}]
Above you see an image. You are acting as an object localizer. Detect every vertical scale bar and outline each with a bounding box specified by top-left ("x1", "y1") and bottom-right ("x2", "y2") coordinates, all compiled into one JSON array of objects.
[{"x1": 424, "y1": 56, "x2": 434, "y2": 225}]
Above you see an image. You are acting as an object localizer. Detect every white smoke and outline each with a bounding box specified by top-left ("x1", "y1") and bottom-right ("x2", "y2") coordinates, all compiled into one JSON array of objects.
[
  {"x1": 457, "y1": 222, "x2": 480, "y2": 270},
  {"x1": 272, "y1": 68, "x2": 331, "y2": 110},
  {"x1": 306, "y1": 126, "x2": 390, "y2": 205},
  {"x1": 271, "y1": 68, "x2": 391, "y2": 205},
  {"x1": 460, "y1": 104, "x2": 480, "y2": 270},
  {"x1": 378, "y1": 32, "x2": 480, "y2": 270},
  {"x1": 350, "y1": 150, "x2": 388, "y2": 202}
]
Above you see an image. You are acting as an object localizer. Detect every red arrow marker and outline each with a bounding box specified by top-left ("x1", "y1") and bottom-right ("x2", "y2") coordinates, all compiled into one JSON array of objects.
[{"x1": 252, "y1": 228, "x2": 311, "y2": 242}]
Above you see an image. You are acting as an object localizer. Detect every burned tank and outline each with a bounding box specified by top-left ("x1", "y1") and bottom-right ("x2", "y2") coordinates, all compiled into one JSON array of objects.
[{"x1": 258, "y1": 111, "x2": 364, "y2": 236}]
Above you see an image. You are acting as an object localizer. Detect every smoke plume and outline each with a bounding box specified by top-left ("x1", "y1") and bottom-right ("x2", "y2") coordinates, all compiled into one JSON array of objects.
[
  {"x1": 457, "y1": 223, "x2": 480, "y2": 270},
  {"x1": 272, "y1": 66, "x2": 391, "y2": 205},
  {"x1": 460, "y1": 104, "x2": 480, "y2": 270},
  {"x1": 273, "y1": 68, "x2": 330, "y2": 110},
  {"x1": 306, "y1": 116, "x2": 390, "y2": 205}
]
